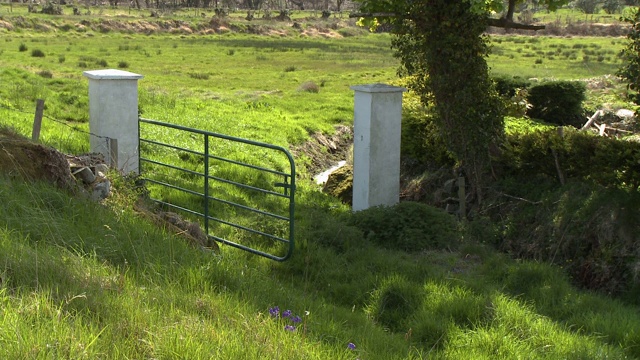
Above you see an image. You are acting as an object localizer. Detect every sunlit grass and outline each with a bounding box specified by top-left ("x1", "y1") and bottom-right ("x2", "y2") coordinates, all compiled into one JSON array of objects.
[{"x1": 2, "y1": 15, "x2": 640, "y2": 359}]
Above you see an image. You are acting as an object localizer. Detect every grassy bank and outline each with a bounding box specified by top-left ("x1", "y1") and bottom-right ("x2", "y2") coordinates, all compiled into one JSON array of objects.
[{"x1": 1, "y1": 170, "x2": 640, "y2": 358}]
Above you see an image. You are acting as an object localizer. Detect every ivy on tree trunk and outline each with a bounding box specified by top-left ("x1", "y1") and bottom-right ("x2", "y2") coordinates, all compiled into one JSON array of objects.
[{"x1": 390, "y1": 0, "x2": 504, "y2": 205}]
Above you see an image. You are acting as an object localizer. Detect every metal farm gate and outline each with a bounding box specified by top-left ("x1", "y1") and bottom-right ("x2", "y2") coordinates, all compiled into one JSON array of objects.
[{"x1": 138, "y1": 118, "x2": 296, "y2": 261}]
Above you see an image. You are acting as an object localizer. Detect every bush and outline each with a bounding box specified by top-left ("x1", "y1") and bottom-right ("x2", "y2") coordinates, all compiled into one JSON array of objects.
[
  {"x1": 492, "y1": 75, "x2": 531, "y2": 98},
  {"x1": 526, "y1": 81, "x2": 586, "y2": 127},
  {"x1": 347, "y1": 201, "x2": 459, "y2": 252},
  {"x1": 31, "y1": 49, "x2": 45, "y2": 57},
  {"x1": 18, "y1": 43, "x2": 28, "y2": 52},
  {"x1": 117, "y1": 61, "x2": 129, "y2": 69},
  {"x1": 499, "y1": 127, "x2": 640, "y2": 189},
  {"x1": 297, "y1": 81, "x2": 319, "y2": 93},
  {"x1": 37, "y1": 70, "x2": 53, "y2": 78},
  {"x1": 603, "y1": 0, "x2": 621, "y2": 14},
  {"x1": 400, "y1": 91, "x2": 455, "y2": 167},
  {"x1": 574, "y1": 0, "x2": 600, "y2": 14},
  {"x1": 493, "y1": 181, "x2": 640, "y2": 300}
]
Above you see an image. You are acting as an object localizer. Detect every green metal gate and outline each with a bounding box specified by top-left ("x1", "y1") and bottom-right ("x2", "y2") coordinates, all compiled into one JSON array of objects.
[{"x1": 138, "y1": 118, "x2": 295, "y2": 261}]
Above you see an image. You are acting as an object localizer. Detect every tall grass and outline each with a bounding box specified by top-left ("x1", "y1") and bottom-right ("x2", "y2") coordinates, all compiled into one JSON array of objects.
[
  {"x1": 1, "y1": 20, "x2": 639, "y2": 359},
  {"x1": 0, "y1": 173, "x2": 639, "y2": 358}
]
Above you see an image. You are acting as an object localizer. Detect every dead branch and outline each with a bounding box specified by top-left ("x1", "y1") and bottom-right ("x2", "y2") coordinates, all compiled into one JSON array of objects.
[
  {"x1": 499, "y1": 192, "x2": 542, "y2": 204},
  {"x1": 581, "y1": 109, "x2": 605, "y2": 131},
  {"x1": 348, "y1": 12, "x2": 546, "y2": 30}
]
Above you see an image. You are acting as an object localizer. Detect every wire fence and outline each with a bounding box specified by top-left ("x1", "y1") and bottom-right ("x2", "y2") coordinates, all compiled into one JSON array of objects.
[{"x1": 0, "y1": 99, "x2": 114, "y2": 157}]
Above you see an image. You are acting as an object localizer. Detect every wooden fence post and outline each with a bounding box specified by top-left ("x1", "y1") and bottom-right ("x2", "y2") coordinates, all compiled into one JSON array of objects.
[
  {"x1": 458, "y1": 176, "x2": 466, "y2": 220},
  {"x1": 31, "y1": 99, "x2": 45, "y2": 142},
  {"x1": 109, "y1": 138, "x2": 118, "y2": 169}
]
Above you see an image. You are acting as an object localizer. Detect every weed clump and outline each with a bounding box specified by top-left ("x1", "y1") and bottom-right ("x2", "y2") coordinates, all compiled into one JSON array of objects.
[
  {"x1": 31, "y1": 49, "x2": 45, "y2": 57},
  {"x1": 37, "y1": 70, "x2": 53, "y2": 78},
  {"x1": 189, "y1": 72, "x2": 210, "y2": 80},
  {"x1": 298, "y1": 81, "x2": 319, "y2": 93}
]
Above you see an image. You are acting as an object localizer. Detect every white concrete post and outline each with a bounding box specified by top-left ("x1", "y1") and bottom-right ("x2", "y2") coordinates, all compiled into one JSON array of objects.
[
  {"x1": 350, "y1": 83, "x2": 406, "y2": 212},
  {"x1": 83, "y1": 69, "x2": 143, "y2": 174}
]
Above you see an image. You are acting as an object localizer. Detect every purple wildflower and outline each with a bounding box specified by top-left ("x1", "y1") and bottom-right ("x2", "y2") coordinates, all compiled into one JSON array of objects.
[
  {"x1": 347, "y1": 342, "x2": 356, "y2": 350},
  {"x1": 269, "y1": 306, "x2": 280, "y2": 318},
  {"x1": 284, "y1": 325, "x2": 296, "y2": 331},
  {"x1": 291, "y1": 315, "x2": 302, "y2": 323},
  {"x1": 282, "y1": 309, "x2": 292, "y2": 318}
]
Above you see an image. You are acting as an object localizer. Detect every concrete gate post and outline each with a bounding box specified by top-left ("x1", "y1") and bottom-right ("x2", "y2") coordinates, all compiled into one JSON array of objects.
[
  {"x1": 350, "y1": 83, "x2": 406, "y2": 212},
  {"x1": 83, "y1": 69, "x2": 143, "y2": 174}
]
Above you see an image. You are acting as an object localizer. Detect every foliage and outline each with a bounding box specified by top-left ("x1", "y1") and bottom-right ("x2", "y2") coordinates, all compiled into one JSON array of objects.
[
  {"x1": 491, "y1": 179, "x2": 640, "y2": 301},
  {"x1": 526, "y1": 80, "x2": 586, "y2": 127},
  {"x1": 492, "y1": 75, "x2": 532, "y2": 98},
  {"x1": 360, "y1": 0, "x2": 506, "y2": 204},
  {"x1": 400, "y1": 88, "x2": 455, "y2": 166},
  {"x1": 40, "y1": 1, "x2": 63, "y2": 15},
  {"x1": 618, "y1": 5, "x2": 640, "y2": 105},
  {"x1": 499, "y1": 127, "x2": 640, "y2": 189},
  {"x1": 603, "y1": 0, "x2": 622, "y2": 14},
  {"x1": 573, "y1": 0, "x2": 601, "y2": 14},
  {"x1": 347, "y1": 201, "x2": 459, "y2": 252}
]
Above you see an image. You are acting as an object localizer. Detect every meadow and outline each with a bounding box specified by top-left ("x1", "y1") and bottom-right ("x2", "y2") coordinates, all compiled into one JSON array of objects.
[{"x1": 1, "y1": 8, "x2": 640, "y2": 359}]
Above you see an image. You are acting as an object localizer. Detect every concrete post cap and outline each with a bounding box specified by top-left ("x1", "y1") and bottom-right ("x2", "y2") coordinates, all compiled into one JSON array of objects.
[{"x1": 83, "y1": 69, "x2": 144, "y2": 80}]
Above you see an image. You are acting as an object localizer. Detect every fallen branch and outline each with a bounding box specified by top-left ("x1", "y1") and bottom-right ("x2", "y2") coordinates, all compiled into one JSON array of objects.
[
  {"x1": 348, "y1": 12, "x2": 546, "y2": 30},
  {"x1": 581, "y1": 109, "x2": 605, "y2": 131},
  {"x1": 499, "y1": 192, "x2": 542, "y2": 204}
]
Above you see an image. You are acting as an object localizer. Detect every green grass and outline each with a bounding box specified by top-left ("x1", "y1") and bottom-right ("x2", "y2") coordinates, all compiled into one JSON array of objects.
[
  {"x1": 489, "y1": 35, "x2": 625, "y2": 80},
  {"x1": 1, "y1": 174, "x2": 639, "y2": 358},
  {"x1": 2, "y1": 13, "x2": 640, "y2": 359}
]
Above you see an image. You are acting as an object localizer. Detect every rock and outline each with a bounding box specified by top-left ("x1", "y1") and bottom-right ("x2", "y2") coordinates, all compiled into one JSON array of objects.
[
  {"x1": 322, "y1": 164, "x2": 353, "y2": 205},
  {"x1": 615, "y1": 109, "x2": 635, "y2": 120},
  {"x1": 92, "y1": 180, "x2": 111, "y2": 201},
  {"x1": 94, "y1": 163, "x2": 109, "y2": 175},
  {"x1": 72, "y1": 166, "x2": 96, "y2": 184}
]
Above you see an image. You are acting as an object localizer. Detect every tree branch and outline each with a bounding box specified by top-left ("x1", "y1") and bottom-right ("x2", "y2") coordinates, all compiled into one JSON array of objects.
[
  {"x1": 487, "y1": 17, "x2": 546, "y2": 30},
  {"x1": 348, "y1": 12, "x2": 546, "y2": 31}
]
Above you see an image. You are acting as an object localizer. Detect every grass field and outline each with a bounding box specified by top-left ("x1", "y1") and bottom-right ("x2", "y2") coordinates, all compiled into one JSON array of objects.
[{"x1": 2, "y1": 9, "x2": 640, "y2": 359}]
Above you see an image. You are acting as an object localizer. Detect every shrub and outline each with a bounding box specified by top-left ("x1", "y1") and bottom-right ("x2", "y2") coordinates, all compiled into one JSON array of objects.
[
  {"x1": 499, "y1": 127, "x2": 640, "y2": 189},
  {"x1": 400, "y1": 97, "x2": 455, "y2": 167},
  {"x1": 297, "y1": 81, "x2": 319, "y2": 93},
  {"x1": 284, "y1": 65, "x2": 296, "y2": 72},
  {"x1": 18, "y1": 43, "x2": 27, "y2": 52},
  {"x1": 526, "y1": 80, "x2": 586, "y2": 127},
  {"x1": 188, "y1": 72, "x2": 210, "y2": 80},
  {"x1": 492, "y1": 180, "x2": 640, "y2": 300},
  {"x1": 574, "y1": 0, "x2": 600, "y2": 14},
  {"x1": 78, "y1": 61, "x2": 87, "y2": 68},
  {"x1": 37, "y1": 70, "x2": 53, "y2": 78},
  {"x1": 492, "y1": 75, "x2": 532, "y2": 98},
  {"x1": 347, "y1": 201, "x2": 459, "y2": 252},
  {"x1": 31, "y1": 49, "x2": 45, "y2": 57},
  {"x1": 118, "y1": 61, "x2": 129, "y2": 69},
  {"x1": 96, "y1": 59, "x2": 108, "y2": 67},
  {"x1": 58, "y1": 55, "x2": 65, "y2": 63},
  {"x1": 41, "y1": 2, "x2": 63, "y2": 15},
  {"x1": 618, "y1": 6, "x2": 640, "y2": 105},
  {"x1": 603, "y1": 0, "x2": 621, "y2": 14}
]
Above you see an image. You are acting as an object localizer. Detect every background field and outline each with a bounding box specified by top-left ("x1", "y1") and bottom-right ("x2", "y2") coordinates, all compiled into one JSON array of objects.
[{"x1": 1, "y1": 7, "x2": 640, "y2": 359}]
